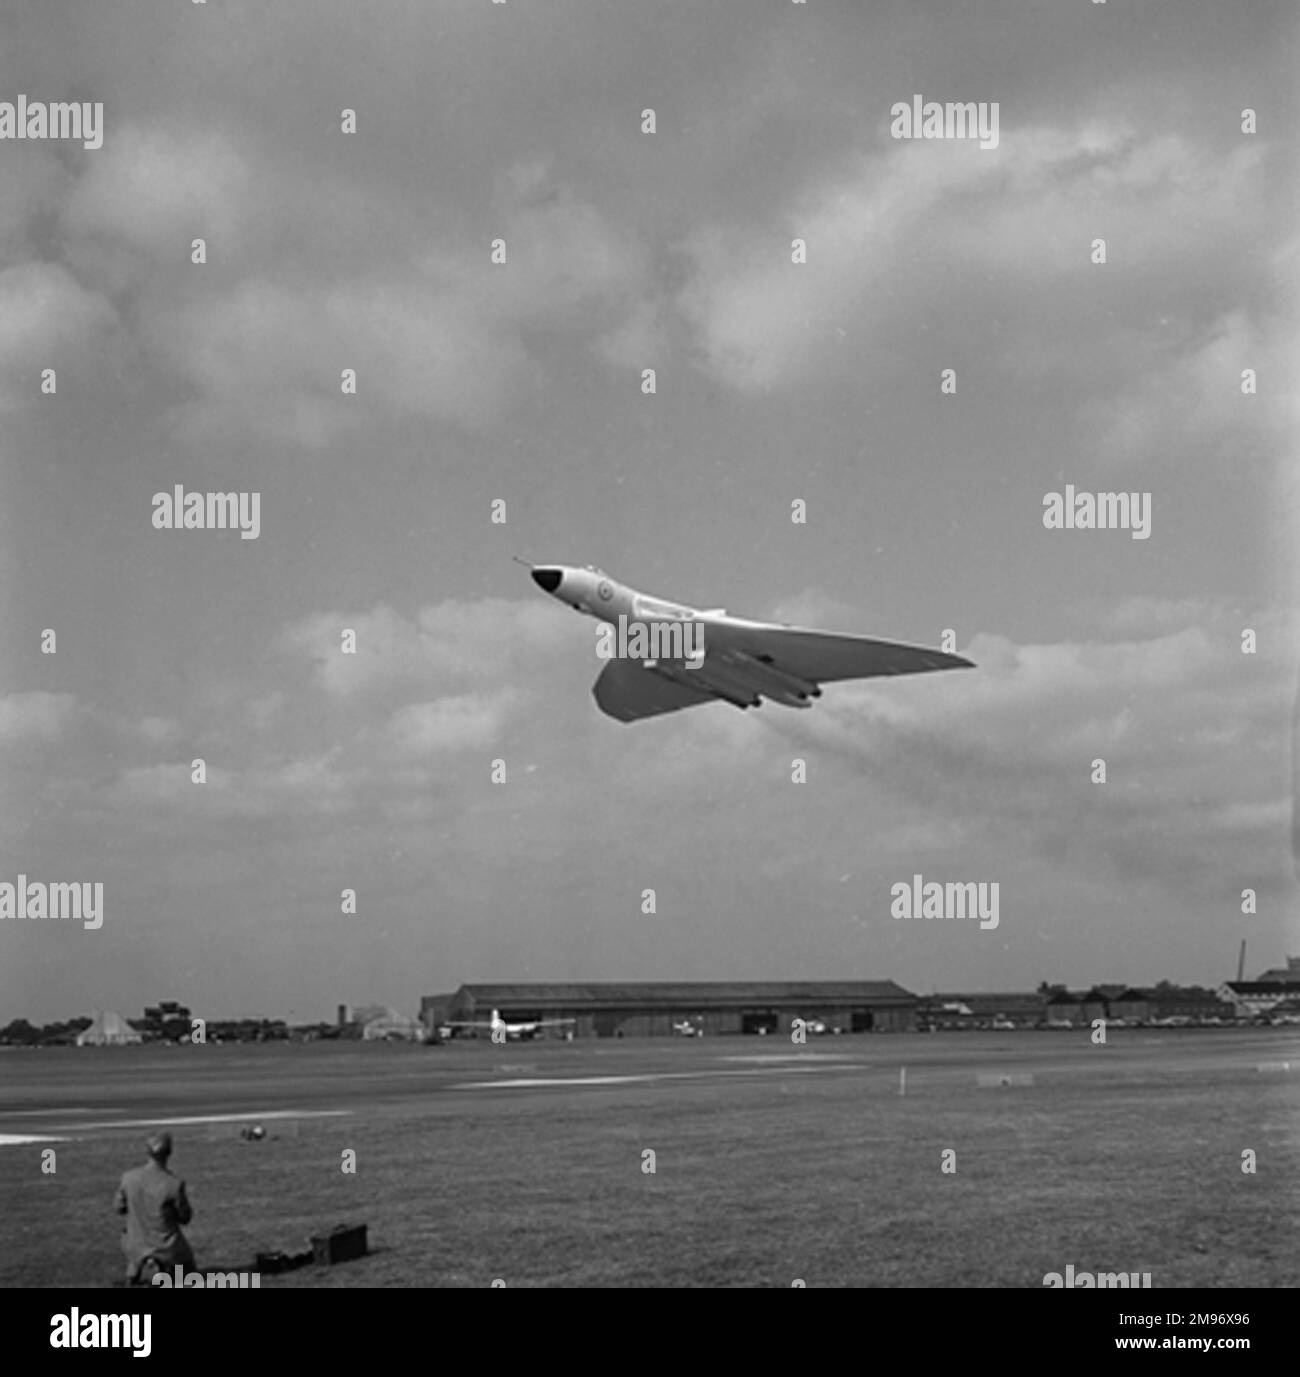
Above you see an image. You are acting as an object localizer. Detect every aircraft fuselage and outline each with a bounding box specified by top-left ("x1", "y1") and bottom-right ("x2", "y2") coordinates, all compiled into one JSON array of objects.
[
  {"x1": 532, "y1": 565, "x2": 689, "y2": 629},
  {"x1": 525, "y1": 561, "x2": 972, "y2": 722}
]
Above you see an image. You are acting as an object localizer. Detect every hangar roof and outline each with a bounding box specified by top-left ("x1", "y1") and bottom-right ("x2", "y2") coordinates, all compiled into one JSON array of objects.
[{"x1": 454, "y1": 980, "x2": 916, "y2": 1009}]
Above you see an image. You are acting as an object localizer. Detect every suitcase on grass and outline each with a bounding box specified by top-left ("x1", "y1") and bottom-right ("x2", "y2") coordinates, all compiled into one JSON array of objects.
[{"x1": 310, "y1": 1223, "x2": 367, "y2": 1265}]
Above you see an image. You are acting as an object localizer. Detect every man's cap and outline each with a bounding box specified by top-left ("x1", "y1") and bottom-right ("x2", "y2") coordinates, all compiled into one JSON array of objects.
[{"x1": 145, "y1": 1131, "x2": 173, "y2": 1159}]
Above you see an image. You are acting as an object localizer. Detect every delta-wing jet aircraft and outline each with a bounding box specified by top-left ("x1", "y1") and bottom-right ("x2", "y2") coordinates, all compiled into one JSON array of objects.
[{"x1": 523, "y1": 562, "x2": 973, "y2": 722}]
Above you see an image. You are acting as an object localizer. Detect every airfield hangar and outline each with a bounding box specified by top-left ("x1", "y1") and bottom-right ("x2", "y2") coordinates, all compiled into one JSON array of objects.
[{"x1": 421, "y1": 981, "x2": 917, "y2": 1038}]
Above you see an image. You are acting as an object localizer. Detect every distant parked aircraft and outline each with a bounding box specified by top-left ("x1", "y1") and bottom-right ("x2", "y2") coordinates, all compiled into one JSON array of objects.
[
  {"x1": 521, "y1": 561, "x2": 973, "y2": 722},
  {"x1": 444, "y1": 1009, "x2": 575, "y2": 1041}
]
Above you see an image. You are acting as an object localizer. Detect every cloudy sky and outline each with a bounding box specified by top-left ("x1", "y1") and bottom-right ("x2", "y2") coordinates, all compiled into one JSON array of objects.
[{"x1": 1, "y1": 0, "x2": 1296, "y2": 1023}]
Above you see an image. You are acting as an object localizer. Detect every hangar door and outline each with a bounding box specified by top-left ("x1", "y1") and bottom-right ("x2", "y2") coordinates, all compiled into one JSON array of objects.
[
  {"x1": 851, "y1": 1009, "x2": 875, "y2": 1032},
  {"x1": 742, "y1": 1011, "x2": 779, "y2": 1035}
]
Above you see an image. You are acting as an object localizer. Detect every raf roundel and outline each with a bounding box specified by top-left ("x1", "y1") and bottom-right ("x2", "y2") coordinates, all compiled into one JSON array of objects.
[{"x1": 597, "y1": 581, "x2": 614, "y2": 601}]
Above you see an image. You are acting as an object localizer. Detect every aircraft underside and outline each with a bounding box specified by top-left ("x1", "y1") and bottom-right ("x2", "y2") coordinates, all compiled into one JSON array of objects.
[{"x1": 653, "y1": 649, "x2": 822, "y2": 710}]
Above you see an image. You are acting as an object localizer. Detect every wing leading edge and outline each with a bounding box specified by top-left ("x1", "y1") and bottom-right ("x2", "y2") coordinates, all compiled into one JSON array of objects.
[{"x1": 702, "y1": 619, "x2": 973, "y2": 684}]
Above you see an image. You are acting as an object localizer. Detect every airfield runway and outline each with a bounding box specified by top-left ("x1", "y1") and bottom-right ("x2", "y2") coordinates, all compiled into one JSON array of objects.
[{"x1": 2, "y1": 1030, "x2": 1297, "y2": 1287}]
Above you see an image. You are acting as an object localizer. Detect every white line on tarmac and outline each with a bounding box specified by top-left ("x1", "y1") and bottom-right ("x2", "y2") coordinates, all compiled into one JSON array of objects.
[
  {"x1": 454, "y1": 1064, "x2": 863, "y2": 1090},
  {"x1": 49, "y1": 1110, "x2": 353, "y2": 1131},
  {"x1": 0, "y1": 1133, "x2": 68, "y2": 1146},
  {"x1": 0, "y1": 1108, "x2": 98, "y2": 1117},
  {"x1": 721, "y1": 1053, "x2": 859, "y2": 1064}
]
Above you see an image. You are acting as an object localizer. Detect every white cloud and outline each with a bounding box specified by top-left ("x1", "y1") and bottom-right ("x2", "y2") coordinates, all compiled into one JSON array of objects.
[
  {"x1": 676, "y1": 122, "x2": 1270, "y2": 395},
  {"x1": 593, "y1": 299, "x2": 666, "y2": 371},
  {"x1": 109, "y1": 762, "x2": 234, "y2": 809},
  {"x1": 0, "y1": 264, "x2": 116, "y2": 409},
  {"x1": 484, "y1": 168, "x2": 648, "y2": 328},
  {"x1": 1089, "y1": 310, "x2": 1296, "y2": 462},
  {"x1": 141, "y1": 274, "x2": 533, "y2": 441},
  {"x1": 0, "y1": 149, "x2": 66, "y2": 263},
  {"x1": 106, "y1": 756, "x2": 352, "y2": 820},
  {"x1": 1100, "y1": 597, "x2": 1222, "y2": 638},
  {"x1": 136, "y1": 716, "x2": 180, "y2": 745},
  {"x1": 61, "y1": 126, "x2": 253, "y2": 258},
  {"x1": 385, "y1": 691, "x2": 517, "y2": 755},
  {"x1": 953, "y1": 133, "x2": 1264, "y2": 275},
  {"x1": 281, "y1": 598, "x2": 569, "y2": 700},
  {"x1": 44, "y1": 146, "x2": 657, "y2": 443},
  {"x1": 0, "y1": 692, "x2": 79, "y2": 746},
  {"x1": 756, "y1": 606, "x2": 1294, "y2": 906}
]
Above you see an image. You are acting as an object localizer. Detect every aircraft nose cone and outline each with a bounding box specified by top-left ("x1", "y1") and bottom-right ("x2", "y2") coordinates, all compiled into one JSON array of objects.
[{"x1": 532, "y1": 568, "x2": 563, "y2": 593}]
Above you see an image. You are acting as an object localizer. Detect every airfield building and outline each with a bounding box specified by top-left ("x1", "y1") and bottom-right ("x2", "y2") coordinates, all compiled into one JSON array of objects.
[
  {"x1": 1045, "y1": 990, "x2": 1083, "y2": 1025},
  {"x1": 919, "y1": 992, "x2": 1047, "y2": 1029},
  {"x1": 1251, "y1": 956, "x2": 1300, "y2": 984},
  {"x1": 1043, "y1": 986, "x2": 1236, "y2": 1026},
  {"x1": 1219, "y1": 980, "x2": 1300, "y2": 1019},
  {"x1": 1115, "y1": 986, "x2": 1237, "y2": 1023},
  {"x1": 422, "y1": 981, "x2": 918, "y2": 1038}
]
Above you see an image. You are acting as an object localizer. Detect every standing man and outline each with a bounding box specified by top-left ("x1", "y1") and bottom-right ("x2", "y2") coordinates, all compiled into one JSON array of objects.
[{"x1": 114, "y1": 1131, "x2": 195, "y2": 1284}]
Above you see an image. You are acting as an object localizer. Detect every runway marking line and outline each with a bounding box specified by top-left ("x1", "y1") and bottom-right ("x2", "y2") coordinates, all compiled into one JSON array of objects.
[
  {"x1": 454, "y1": 1064, "x2": 864, "y2": 1090},
  {"x1": 721, "y1": 1053, "x2": 859, "y2": 1064},
  {"x1": 47, "y1": 1110, "x2": 353, "y2": 1132},
  {"x1": 0, "y1": 1107, "x2": 98, "y2": 1118},
  {"x1": 0, "y1": 1133, "x2": 69, "y2": 1146}
]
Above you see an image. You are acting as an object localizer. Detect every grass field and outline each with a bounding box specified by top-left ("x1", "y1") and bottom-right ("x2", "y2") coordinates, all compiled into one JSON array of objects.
[{"x1": 2, "y1": 1030, "x2": 1297, "y2": 1287}]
